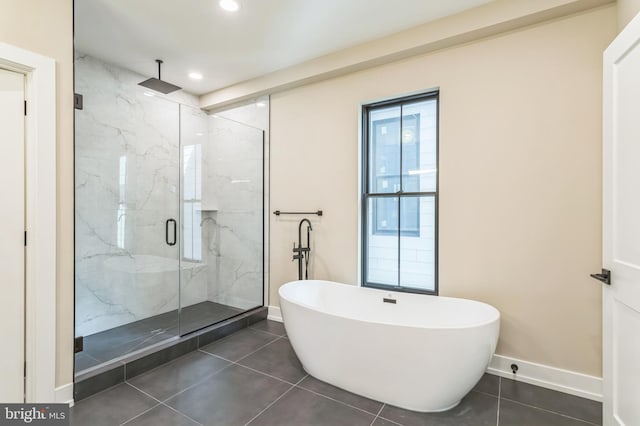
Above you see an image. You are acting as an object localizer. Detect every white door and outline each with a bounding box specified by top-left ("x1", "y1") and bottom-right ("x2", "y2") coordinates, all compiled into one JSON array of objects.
[
  {"x1": 0, "y1": 67, "x2": 25, "y2": 402},
  {"x1": 602, "y1": 12, "x2": 640, "y2": 426}
]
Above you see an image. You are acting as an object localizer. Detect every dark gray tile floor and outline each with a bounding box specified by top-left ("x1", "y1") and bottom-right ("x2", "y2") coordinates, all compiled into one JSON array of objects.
[
  {"x1": 75, "y1": 302, "x2": 242, "y2": 372},
  {"x1": 71, "y1": 320, "x2": 602, "y2": 426}
]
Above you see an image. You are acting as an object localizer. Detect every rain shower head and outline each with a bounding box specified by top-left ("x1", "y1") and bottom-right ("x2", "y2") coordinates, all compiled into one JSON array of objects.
[{"x1": 138, "y1": 59, "x2": 181, "y2": 94}]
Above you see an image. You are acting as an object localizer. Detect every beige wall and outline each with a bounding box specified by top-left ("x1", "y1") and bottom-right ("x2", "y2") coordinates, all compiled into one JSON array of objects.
[
  {"x1": 201, "y1": 0, "x2": 614, "y2": 110},
  {"x1": 270, "y1": 6, "x2": 616, "y2": 376},
  {"x1": 618, "y1": 0, "x2": 640, "y2": 30},
  {"x1": 0, "y1": 0, "x2": 619, "y2": 391},
  {"x1": 0, "y1": 0, "x2": 74, "y2": 387}
]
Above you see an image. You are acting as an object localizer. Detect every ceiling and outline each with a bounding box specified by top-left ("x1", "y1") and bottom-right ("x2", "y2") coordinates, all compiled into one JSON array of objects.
[{"x1": 74, "y1": 0, "x2": 494, "y2": 96}]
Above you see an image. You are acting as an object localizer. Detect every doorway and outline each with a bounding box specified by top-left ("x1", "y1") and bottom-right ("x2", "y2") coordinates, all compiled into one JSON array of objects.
[{"x1": 0, "y1": 67, "x2": 25, "y2": 402}]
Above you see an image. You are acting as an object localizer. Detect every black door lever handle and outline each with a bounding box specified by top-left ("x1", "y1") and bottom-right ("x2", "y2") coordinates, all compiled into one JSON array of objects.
[
  {"x1": 590, "y1": 269, "x2": 611, "y2": 285},
  {"x1": 166, "y1": 219, "x2": 177, "y2": 246}
]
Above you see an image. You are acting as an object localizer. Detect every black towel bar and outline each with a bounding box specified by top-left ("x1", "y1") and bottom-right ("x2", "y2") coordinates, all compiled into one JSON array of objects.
[{"x1": 273, "y1": 210, "x2": 323, "y2": 216}]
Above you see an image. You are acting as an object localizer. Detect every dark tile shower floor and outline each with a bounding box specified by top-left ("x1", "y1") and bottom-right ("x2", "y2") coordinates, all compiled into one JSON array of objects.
[
  {"x1": 71, "y1": 320, "x2": 602, "y2": 426},
  {"x1": 75, "y1": 301, "x2": 243, "y2": 372}
]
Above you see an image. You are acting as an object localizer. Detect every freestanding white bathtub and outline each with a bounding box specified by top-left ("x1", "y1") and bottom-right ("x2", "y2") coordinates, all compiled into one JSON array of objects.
[{"x1": 279, "y1": 280, "x2": 500, "y2": 412}]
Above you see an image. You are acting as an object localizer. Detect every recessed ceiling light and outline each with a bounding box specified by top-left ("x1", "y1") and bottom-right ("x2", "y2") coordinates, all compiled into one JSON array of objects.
[
  {"x1": 219, "y1": 0, "x2": 240, "y2": 12},
  {"x1": 189, "y1": 72, "x2": 203, "y2": 80},
  {"x1": 143, "y1": 91, "x2": 155, "y2": 97}
]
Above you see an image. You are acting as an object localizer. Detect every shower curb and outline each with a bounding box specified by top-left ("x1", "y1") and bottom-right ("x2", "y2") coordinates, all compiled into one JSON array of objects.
[{"x1": 73, "y1": 306, "x2": 268, "y2": 402}]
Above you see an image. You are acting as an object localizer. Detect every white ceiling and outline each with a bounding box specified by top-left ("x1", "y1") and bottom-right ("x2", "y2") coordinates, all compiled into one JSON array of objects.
[{"x1": 75, "y1": 0, "x2": 494, "y2": 96}]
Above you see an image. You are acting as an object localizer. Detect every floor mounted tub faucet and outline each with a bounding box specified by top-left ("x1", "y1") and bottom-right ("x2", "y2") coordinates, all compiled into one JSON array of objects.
[{"x1": 293, "y1": 218, "x2": 312, "y2": 280}]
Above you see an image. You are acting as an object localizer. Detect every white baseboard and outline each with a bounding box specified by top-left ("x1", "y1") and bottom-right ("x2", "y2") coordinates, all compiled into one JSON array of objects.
[
  {"x1": 267, "y1": 305, "x2": 283, "y2": 322},
  {"x1": 487, "y1": 354, "x2": 602, "y2": 402},
  {"x1": 55, "y1": 383, "x2": 74, "y2": 406}
]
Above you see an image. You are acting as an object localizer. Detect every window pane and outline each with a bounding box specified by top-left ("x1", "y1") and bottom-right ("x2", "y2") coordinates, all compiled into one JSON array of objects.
[
  {"x1": 372, "y1": 197, "x2": 419, "y2": 237},
  {"x1": 367, "y1": 197, "x2": 398, "y2": 286},
  {"x1": 402, "y1": 100, "x2": 437, "y2": 193},
  {"x1": 400, "y1": 196, "x2": 435, "y2": 291},
  {"x1": 369, "y1": 106, "x2": 401, "y2": 194}
]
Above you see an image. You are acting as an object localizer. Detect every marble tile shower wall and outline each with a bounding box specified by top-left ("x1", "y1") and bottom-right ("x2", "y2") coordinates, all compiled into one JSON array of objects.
[
  {"x1": 179, "y1": 104, "x2": 210, "y2": 310},
  {"x1": 75, "y1": 53, "x2": 207, "y2": 336},
  {"x1": 204, "y1": 116, "x2": 264, "y2": 310}
]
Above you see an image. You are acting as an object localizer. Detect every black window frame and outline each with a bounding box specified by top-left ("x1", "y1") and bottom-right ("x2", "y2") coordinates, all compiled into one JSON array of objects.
[{"x1": 361, "y1": 90, "x2": 439, "y2": 295}]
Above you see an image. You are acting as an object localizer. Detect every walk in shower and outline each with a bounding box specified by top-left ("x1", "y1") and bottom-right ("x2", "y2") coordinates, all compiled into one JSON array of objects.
[{"x1": 74, "y1": 54, "x2": 264, "y2": 373}]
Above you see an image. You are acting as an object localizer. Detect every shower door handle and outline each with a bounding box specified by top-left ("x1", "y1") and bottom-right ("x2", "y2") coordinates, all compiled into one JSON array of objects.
[{"x1": 166, "y1": 219, "x2": 177, "y2": 246}]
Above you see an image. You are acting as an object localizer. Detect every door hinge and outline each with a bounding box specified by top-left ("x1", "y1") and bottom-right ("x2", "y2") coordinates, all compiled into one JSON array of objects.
[
  {"x1": 74, "y1": 336, "x2": 84, "y2": 353},
  {"x1": 24, "y1": 361, "x2": 26, "y2": 377},
  {"x1": 74, "y1": 93, "x2": 83, "y2": 110},
  {"x1": 24, "y1": 100, "x2": 27, "y2": 116},
  {"x1": 24, "y1": 231, "x2": 27, "y2": 246}
]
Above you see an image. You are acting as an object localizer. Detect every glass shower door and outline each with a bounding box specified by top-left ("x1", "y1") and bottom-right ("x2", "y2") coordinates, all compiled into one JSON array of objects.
[
  {"x1": 124, "y1": 90, "x2": 182, "y2": 341},
  {"x1": 74, "y1": 71, "x2": 182, "y2": 372},
  {"x1": 179, "y1": 108, "x2": 264, "y2": 335}
]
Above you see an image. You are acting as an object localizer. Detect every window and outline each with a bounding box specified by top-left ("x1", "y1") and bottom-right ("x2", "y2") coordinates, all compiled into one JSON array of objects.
[{"x1": 362, "y1": 91, "x2": 438, "y2": 294}]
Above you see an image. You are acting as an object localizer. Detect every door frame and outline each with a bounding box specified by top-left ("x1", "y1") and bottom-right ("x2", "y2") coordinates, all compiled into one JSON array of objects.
[{"x1": 0, "y1": 43, "x2": 57, "y2": 403}]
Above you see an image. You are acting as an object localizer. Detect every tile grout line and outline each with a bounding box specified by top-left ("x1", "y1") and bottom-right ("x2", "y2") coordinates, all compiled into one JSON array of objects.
[
  {"x1": 198, "y1": 338, "x2": 306, "y2": 388},
  {"x1": 72, "y1": 372, "x2": 130, "y2": 404},
  {"x1": 160, "y1": 402, "x2": 205, "y2": 426},
  {"x1": 248, "y1": 325, "x2": 287, "y2": 338},
  {"x1": 208, "y1": 345, "x2": 391, "y2": 417},
  {"x1": 294, "y1": 384, "x2": 390, "y2": 419},
  {"x1": 125, "y1": 381, "x2": 166, "y2": 404},
  {"x1": 199, "y1": 334, "x2": 388, "y2": 423},
  {"x1": 118, "y1": 402, "x2": 162, "y2": 426},
  {"x1": 79, "y1": 321, "x2": 278, "y2": 400},
  {"x1": 369, "y1": 403, "x2": 385, "y2": 426},
  {"x1": 500, "y1": 397, "x2": 601, "y2": 426},
  {"x1": 125, "y1": 324, "x2": 272, "y2": 384},
  {"x1": 156, "y1": 362, "x2": 236, "y2": 404},
  {"x1": 496, "y1": 376, "x2": 501, "y2": 426},
  {"x1": 157, "y1": 339, "x2": 303, "y2": 405},
  {"x1": 200, "y1": 334, "x2": 282, "y2": 365},
  {"x1": 234, "y1": 336, "x2": 284, "y2": 363},
  {"x1": 121, "y1": 334, "x2": 280, "y2": 406},
  {"x1": 471, "y1": 389, "x2": 500, "y2": 399},
  {"x1": 132, "y1": 347, "x2": 294, "y2": 407},
  {"x1": 233, "y1": 362, "x2": 300, "y2": 386},
  {"x1": 243, "y1": 374, "x2": 309, "y2": 426},
  {"x1": 375, "y1": 414, "x2": 404, "y2": 426},
  {"x1": 120, "y1": 327, "x2": 408, "y2": 426},
  {"x1": 83, "y1": 353, "x2": 102, "y2": 363}
]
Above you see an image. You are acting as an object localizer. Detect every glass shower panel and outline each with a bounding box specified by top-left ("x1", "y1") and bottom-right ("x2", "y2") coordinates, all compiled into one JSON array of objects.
[
  {"x1": 74, "y1": 58, "x2": 181, "y2": 372},
  {"x1": 179, "y1": 111, "x2": 264, "y2": 335}
]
